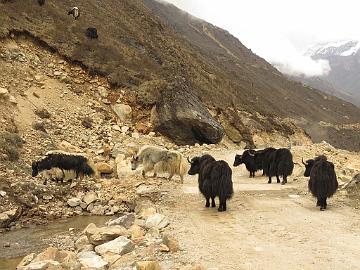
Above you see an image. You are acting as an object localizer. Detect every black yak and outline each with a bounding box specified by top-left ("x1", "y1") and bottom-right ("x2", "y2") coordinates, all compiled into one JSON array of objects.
[
  {"x1": 37, "y1": 0, "x2": 45, "y2": 6},
  {"x1": 303, "y1": 155, "x2": 338, "y2": 211},
  {"x1": 68, "y1": 7, "x2": 80, "y2": 20},
  {"x1": 267, "y1": 148, "x2": 293, "y2": 185},
  {"x1": 32, "y1": 151, "x2": 95, "y2": 179},
  {"x1": 86, "y1": 28, "x2": 98, "y2": 39},
  {"x1": 188, "y1": 155, "x2": 233, "y2": 212},
  {"x1": 233, "y1": 148, "x2": 276, "y2": 178}
]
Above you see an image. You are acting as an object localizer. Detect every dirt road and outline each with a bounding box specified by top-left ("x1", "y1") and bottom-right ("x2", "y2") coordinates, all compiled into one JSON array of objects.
[{"x1": 161, "y1": 149, "x2": 360, "y2": 270}]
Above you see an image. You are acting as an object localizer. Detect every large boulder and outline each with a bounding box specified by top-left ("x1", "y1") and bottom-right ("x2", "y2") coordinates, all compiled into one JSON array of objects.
[{"x1": 151, "y1": 83, "x2": 224, "y2": 145}]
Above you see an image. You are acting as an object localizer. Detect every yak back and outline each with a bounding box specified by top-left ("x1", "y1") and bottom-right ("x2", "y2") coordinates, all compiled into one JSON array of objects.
[
  {"x1": 308, "y1": 156, "x2": 338, "y2": 198},
  {"x1": 268, "y1": 148, "x2": 294, "y2": 177},
  {"x1": 199, "y1": 159, "x2": 233, "y2": 199}
]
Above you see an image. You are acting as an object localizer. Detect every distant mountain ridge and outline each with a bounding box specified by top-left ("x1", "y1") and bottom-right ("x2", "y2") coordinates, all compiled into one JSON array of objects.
[{"x1": 293, "y1": 40, "x2": 360, "y2": 107}]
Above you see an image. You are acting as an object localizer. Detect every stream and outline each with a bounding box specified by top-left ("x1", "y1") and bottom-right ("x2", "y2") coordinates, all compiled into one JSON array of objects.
[{"x1": 0, "y1": 215, "x2": 112, "y2": 270}]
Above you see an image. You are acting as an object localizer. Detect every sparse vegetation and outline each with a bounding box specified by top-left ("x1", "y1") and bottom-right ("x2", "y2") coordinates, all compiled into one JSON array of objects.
[{"x1": 0, "y1": 132, "x2": 23, "y2": 161}]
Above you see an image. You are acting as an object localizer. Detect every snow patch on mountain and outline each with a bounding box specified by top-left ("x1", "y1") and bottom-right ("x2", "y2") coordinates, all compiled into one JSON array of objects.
[{"x1": 306, "y1": 40, "x2": 360, "y2": 57}]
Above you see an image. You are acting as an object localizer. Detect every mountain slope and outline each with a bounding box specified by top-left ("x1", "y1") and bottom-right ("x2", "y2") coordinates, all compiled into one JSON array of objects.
[{"x1": 1, "y1": 0, "x2": 360, "y2": 150}]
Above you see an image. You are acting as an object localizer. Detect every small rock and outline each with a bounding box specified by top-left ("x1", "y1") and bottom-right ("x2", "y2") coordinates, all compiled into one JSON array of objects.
[
  {"x1": 106, "y1": 213, "x2": 135, "y2": 229},
  {"x1": 77, "y1": 251, "x2": 108, "y2": 270},
  {"x1": 0, "y1": 87, "x2": 9, "y2": 99},
  {"x1": 91, "y1": 205, "x2": 106, "y2": 216},
  {"x1": 83, "y1": 191, "x2": 98, "y2": 205},
  {"x1": 82, "y1": 117, "x2": 93, "y2": 129},
  {"x1": 129, "y1": 225, "x2": 145, "y2": 239},
  {"x1": 159, "y1": 244, "x2": 170, "y2": 252},
  {"x1": 9, "y1": 95, "x2": 17, "y2": 104},
  {"x1": 32, "y1": 121, "x2": 46, "y2": 133},
  {"x1": 59, "y1": 141, "x2": 82, "y2": 153},
  {"x1": 162, "y1": 235, "x2": 180, "y2": 252},
  {"x1": 145, "y1": 214, "x2": 169, "y2": 230},
  {"x1": 121, "y1": 126, "x2": 130, "y2": 133},
  {"x1": 98, "y1": 86, "x2": 108, "y2": 98},
  {"x1": 132, "y1": 132, "x2": 140, "y2": 139},
  {"x1": 83, "y1": 223, "x2": 129, "y2": 245},
  {"x1": 111, "y1": 104, "x2": 132, "y2": 122},
  {"x1": 67, "y1": 198, "x2": 81, "y2": 207},
  {"x1": 95, "y1": 236, "x2": 135, "y2": 256},
  {"x1": 35, "y1": 108, "x2": 51, "y2": 119},
  {"x1": 135, "y1": 261, "x2": 161, "y2": 270},
  {"x1": 0, "y1": 191, "x2": 6, "y2": 197},
  {"x1": 96, "y1": 162, "x2": 113, "y2": 174},
  {"x1": 75, "y1": 235, "x2": 93, "y2": 252},
  {"x1": 113, "y1": 125, "x2": 121, "y2": 131}
]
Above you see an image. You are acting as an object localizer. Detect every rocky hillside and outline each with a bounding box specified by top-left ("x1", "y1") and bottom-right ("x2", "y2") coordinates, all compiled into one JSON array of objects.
[
  {"x1": 1, "y1": 0, "x2": 360, "y2": 151},
  {"x1": 296, "y1": 40, "x2": 360, "y2": 107}
]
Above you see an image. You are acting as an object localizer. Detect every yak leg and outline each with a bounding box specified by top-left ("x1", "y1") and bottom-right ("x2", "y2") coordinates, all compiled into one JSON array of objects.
[
  {"x1": 142, "y1": 170, "x2": 146, "y2": 178},
  {"x1": 316, "y1": 198, "x2": 321, "y2": 207},
  {"x1": 320, "y1": 197, "x2": 326, "y2": 211},
  {"x1": 249, "y1": 172, "x2": 252, "y2": 178},
  {"x1": 276, "y1": 175, "x2": 281, "y2": 183},
  {"x1": 324, "y1": 198, "x2": 327, "y2": 209},
  {"x1": 205, "y1": 197, "x2": 210, "y2": 208},
  {"x1": 180, "y1": 175, "x2": 184, "y2": 183},
  {"x1": 168, "y1": 173, "x2": 174, "y2": 180},
  {"x1": 218, "y1": 197, "x2": 226, "y2": 212},
  {"x1": 211, "y1": 197, "x2": 216, "y2": 208},
  {"x1": 268, "y1": 176, "x2": 272, "y2": 184},
  {"x1": 281, "y1": 176, "x2": 287, "y2": 185}
]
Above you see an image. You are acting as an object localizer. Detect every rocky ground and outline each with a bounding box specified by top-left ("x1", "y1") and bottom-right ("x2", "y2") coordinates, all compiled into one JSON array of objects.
[{"x1": 0, "y1": 36, "x2": 360, "y2": 270}]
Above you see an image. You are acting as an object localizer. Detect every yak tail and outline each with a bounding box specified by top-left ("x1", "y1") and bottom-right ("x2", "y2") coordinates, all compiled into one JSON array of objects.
[{"x1": 218, "y1": 164, "x2": 234, "y2": 199}]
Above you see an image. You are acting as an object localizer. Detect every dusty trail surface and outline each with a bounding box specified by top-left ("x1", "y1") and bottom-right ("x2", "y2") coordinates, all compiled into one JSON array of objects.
[{"x1": 161, "y1": 149, "x2": 360, "y2": 270}]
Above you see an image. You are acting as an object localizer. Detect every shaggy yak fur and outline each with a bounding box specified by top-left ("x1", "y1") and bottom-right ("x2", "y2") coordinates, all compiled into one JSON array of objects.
[
  {"x1": 303, "y1": 155, "x2": 338, "y2": 211},
  {"x1": 131, "y1": 146, "x2": 168, "y2": 178},
  {"x1": 233, "y1": 148, "x2": 276, "y2": 177},
  {"x1": 188, "y1": 154, "x2": 233, "y2": 212},
  {"x1": 40, "y1": 168, "x2": 77, "y2": 185},
  {"x1": 68, "y1": 7, "x2": 80, "y2": 20},
  {"x1": 32, "y1": 151, "x2": 94, "y2": 179},
  {"x1": 267, "y1": 148, "x2": 294, "y2": 185},
  {"x1": 153, "y1": 151, "x2": 189, "y2": 182},
  {"x1": 86, "y1": 28, "x2": 98, "y2": 39}
]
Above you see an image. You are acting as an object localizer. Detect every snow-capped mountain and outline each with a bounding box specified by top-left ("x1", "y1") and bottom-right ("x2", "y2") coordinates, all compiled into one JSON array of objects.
[
  {"x1": 305, "y1": 40, "x2": 360, "y2": 58},
  {"x1": 294, "y1": 40, "x2": 360, "y2": 107}
]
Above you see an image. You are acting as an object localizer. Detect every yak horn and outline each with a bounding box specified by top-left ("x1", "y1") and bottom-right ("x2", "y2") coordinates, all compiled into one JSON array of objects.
[
  {"x1": 302, "y1": 158, "x2": 307, "y2": 165},
  {"x1": 249, "y1": 151, "x2": 255, "y2": 157},
  {"x1": 187, "y1": 157, "x2": 192, "y2": 164}
]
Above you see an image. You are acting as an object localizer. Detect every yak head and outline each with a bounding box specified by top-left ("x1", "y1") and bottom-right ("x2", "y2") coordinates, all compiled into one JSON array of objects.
[
  {"x1": 233, "y1": 154, "x2": 243, "y2": 167},
  {"x1": 31, "y1": 161, "x2": 39, "y2": 177},
  {"x1": 188, "y1": 156, "x2": 201, "y2": 175},
  {"x1": 233, "y1": 150, "x2": 255, "y2": 167},
  {"x1": 302, "y1": 158, "x2": 315, "y2": 177},
  {"x1": 131, "y1": 156, "x2": 140, "y2": 170}
]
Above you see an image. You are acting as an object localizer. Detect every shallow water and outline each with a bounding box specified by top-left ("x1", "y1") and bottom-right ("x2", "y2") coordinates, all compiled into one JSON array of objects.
[{"x1": 0, "y1": 215, "x2": 112, "y2": 270}]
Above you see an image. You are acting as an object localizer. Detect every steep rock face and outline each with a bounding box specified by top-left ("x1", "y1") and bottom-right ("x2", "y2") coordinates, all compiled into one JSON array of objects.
[{"x1": 151, "y1": 82, "x2": 224, "y2": 145}]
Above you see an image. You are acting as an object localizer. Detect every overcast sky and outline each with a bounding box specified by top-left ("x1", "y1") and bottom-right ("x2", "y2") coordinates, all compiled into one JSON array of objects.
[{"x1": 160, "y1": 0, "x2": 360, "y2": 77}]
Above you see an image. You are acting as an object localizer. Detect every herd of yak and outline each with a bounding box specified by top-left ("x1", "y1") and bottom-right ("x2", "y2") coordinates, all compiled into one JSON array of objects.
[{"x1": 31, "y1": 145, "x2": 338, "y2": 212}]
